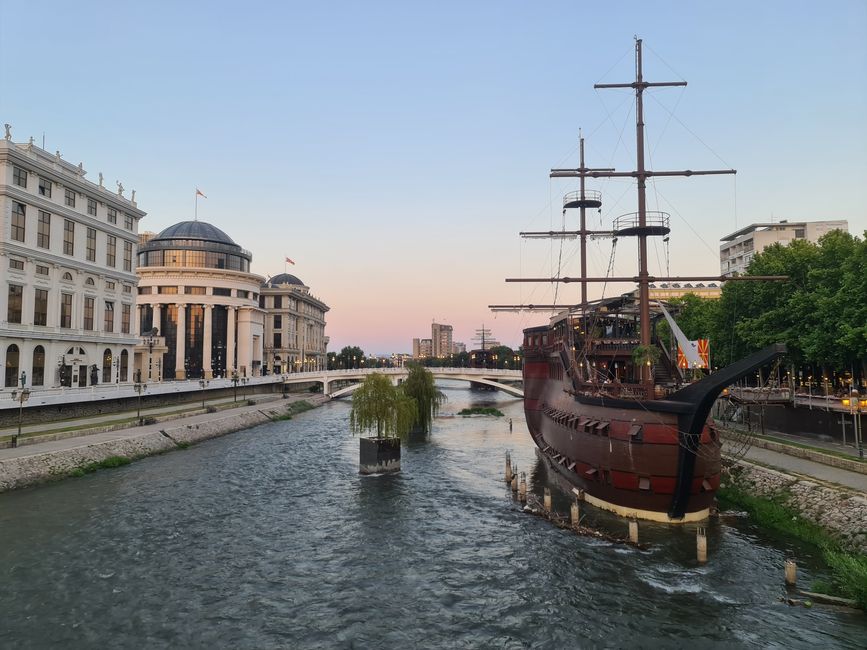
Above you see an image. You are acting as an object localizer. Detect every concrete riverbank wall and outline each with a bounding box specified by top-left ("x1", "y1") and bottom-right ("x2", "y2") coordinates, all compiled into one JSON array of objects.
[
  {"x1": 0, "y1": 395, "x2": 329, "y2": 493},
  {"x1": 724, "y1": 461, "x2": 867, "y2": 554}
]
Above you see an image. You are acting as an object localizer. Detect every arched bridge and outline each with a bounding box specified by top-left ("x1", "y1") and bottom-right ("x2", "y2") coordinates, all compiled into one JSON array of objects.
[{"x1": 280, "y1": 367, "x2": 524, "y2": 398}]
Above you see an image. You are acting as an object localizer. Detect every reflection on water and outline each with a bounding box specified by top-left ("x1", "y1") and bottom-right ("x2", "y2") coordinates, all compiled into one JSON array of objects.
[{"x1": 0, "y1": 380, "x2": 863, "y2": 648}]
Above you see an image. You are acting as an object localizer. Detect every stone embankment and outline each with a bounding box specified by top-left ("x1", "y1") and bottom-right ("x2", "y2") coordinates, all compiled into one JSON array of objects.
[
  {"x1": 724, "y1": 461, "x2": 867, "y2": 554},
  {"x1": 0, "y1": 395, "x2": 329, "y2": 493}
]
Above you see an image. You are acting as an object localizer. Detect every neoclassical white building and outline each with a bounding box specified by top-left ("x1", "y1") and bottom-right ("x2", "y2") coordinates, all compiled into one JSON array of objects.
[
  {"x1": 260, "y1": 273, "x2": 329, "y2": 373},
  {"x1": 135, "y1": 221, "x2": 265, "y2": 380},
  {"x1": 1, "y1": 132, "x2": 144, "y2": 390}
]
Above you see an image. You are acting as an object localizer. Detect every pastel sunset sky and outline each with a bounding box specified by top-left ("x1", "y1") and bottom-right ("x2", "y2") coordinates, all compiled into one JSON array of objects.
[{"x1": 2, "y1": 1, "x2": 865, "y2": 354}]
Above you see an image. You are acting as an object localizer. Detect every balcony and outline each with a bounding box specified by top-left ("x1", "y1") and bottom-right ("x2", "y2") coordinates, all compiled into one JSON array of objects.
[{"x1": 563, "y1": 190, "x2": 602, "y2": 209}]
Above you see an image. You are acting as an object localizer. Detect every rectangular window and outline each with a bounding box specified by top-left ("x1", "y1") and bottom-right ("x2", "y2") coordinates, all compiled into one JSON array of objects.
[
  {"x1": 273, "y1": 295, "x2": 282, "y2": 309},
  {"x1": 213, "y1": 287, "x2": 232, "y2": 297},
  {"x1": 237, "y1": 290, "x2": 249, "y2": 299},
  {"x1": 37, "y1": 211, "x2": 51, "y2": 248},
  {"x1": 274, "y1": 315, "x2": 282, "y2": 329},
  {"x1": 106, "y1": 235, "x2": 116, "y2": 267},
  {"x1": 11, "y1": 202, "x2": 26, "y2": 242},
  {"x1": 87, "y1": 198, "x2": 97, "y2": 216},
  {"x1": 124, "y1": 214, "x2": 134, "y2": 230},
  {"x1": 273, "y1": 332, "x2": 282, "y2": 349},
  {"x1": 65, "y1": 188, "x2": 76, "y2": 208},
  {"x1": 107, "y1": 207, "x2": 117, "y2": 224},
  {"x1": 13, "y1": 166, "x2": 28, "y2": 188},
  {"x1": 122, "y1": 285, "x2": 132, "y2": 294},
  {"x1": 185, "y1": 286, "x2": 206, "y2": 295},
  {"x1": 121, "y1": 304, "x2": 131, "y2": 333},
  {"x1": 104, "y1": 301, "x2": 114, "y2": 332},
  {"x1": 83, "y1": 296, "x2": 94, "y2": 330},
  {"x1": 138, "y1": 286, "x2": 152, "y2": 295},
  {"x1": 105, "y1": 280, "x2": 115, "y2": 290},
  {"x1": 36, "y1": 264, "x2": 49, "y2": 276},
  {"x1": 7, "y1": 285, "x2": 23, "y2": 323},
  {"x1": 158, "y1": 286, "x2": 178, "y2": 294},
  {"x1": 34, "y1": 288, "x2": 48, "y2": 326},
  {"x1": 60, "y1": 293, "x2": 73, "y2": 328},
  {"x1": 64, "y1": 219, "x2": 75, "y2": 255},
  {"x1": 86, "y1": 227, "x2": 96, "y2": 261},
  {"x1": 39, "y1": 177, "x2": 52, "y2": 198},
  {"x1": 9, "y1": 258, "x2": 24, "y2": 271},
  {"x1": 258, "y1": 295, "x2": 265, "y2": 308},
  {"x1": 794, "y1": 228, "x2": 805, "y2": 239},
  {"x1": 123, "y1": 240, "x2": 133, "y2": 271}
]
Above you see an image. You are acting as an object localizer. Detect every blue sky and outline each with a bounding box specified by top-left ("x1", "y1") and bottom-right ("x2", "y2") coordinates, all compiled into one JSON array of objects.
[{"x1": 2, "y1": 1, "x2": 865, "y2": 354}]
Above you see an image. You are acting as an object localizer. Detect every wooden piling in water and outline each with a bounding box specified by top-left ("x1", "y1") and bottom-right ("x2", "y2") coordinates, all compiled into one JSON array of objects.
[
  {"x1": 696, "y1": 526, "x2": 707, "y2": 563},
  {"x1": 785, "y1": 560, "x2": 797, "y2": 587},
  {"x1": 570, "y1": 501, "x2": 580, "y2": 527},
  {"x1": 543, "y1": 487, "x2": 552, "y2": 512},
  {"x1": 518, "y1": 473, "x2": 527, "y2": 503},
  {"x1": 505, "y1": 453, "x2": 512, "y2": 483},
  {"x1": 628, "y1": 519, "x2": 639, "y2": 544},
  {"x1": 510, "y1": 467, "x2": 518, "y2": 493}
]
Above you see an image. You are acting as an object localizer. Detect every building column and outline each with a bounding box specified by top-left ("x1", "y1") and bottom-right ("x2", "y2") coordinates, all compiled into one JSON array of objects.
[
  {"x1": 237, "y1": 309, "x2": 251, "y2": 376},
  {"x1": 175, "y1": 303, "x2": 186, "y2": 380},
  {"x1": 226, "y1": 305, "x2": 236, "y2": 374},
  {"x1": 153, "y1": 303, "x2": 162, "y2": 334},
  {"x1": 203, "y1": 304, "x2": 213, "y2": 379}
]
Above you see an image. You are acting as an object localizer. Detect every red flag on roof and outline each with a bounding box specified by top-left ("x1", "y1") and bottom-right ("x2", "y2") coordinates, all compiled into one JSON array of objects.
[{"x1": 285, "y1": 257, "x2": 295, "y2": 265}]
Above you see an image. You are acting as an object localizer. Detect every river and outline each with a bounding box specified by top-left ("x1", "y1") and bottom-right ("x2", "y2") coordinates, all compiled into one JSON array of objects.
[{"x1": 0, "y1": 382, "x2": 864, "y2": 648}]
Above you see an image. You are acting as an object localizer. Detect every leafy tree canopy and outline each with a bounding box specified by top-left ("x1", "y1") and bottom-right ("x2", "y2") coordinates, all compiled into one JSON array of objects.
[{"x1": 349, "y1": 373, "x2": 416, "y2": 439}]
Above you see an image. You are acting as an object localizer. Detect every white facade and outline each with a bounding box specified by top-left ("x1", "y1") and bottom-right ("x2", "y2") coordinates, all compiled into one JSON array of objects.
[
  {"x1": 135, "y1": 221, "x2": 264, "y2": 380},
  {"x1": 720, "y1": 220, "x2": 848, "y2": 277},
  {"x1": 1, "y1": 134, "x2": 144, "y2": 390},
  {"x1": 260, "y1": 274, "x2": 329, "y2": 373}
]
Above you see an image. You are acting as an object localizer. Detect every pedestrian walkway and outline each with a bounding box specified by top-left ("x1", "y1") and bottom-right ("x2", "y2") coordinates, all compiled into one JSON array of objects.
[
  {"x1": 728, "y1": 444, "x2": 867, "y2": 494},
  {"x1": 0, "y1": 393, "x2": 281, "y2": 442},
  {"x1": 0, "y1": 393, "x2": 316, "y2": 463}
]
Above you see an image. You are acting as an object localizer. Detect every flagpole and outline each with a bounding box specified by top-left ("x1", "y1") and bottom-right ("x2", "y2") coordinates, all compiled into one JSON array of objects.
[{"x1": 195, "y1": 190, "x2": 198, "y2": 221}]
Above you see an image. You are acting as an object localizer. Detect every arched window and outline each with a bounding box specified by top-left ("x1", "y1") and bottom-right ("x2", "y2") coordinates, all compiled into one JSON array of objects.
[
  {"x1": 62, "y1": 272, "x2": 73, "y2": 281},
  {"x1": 5, "y1": 344, "x2": 20, "y2": 388},
  {"x1": 32, "y1": 346, "x2": 45, "y2": 386},
  {"x1": 120, "y1": 349, "x2": 129, "y2": 382},
  {"x1": 85, "y1": 277, "x2": 95, "y2": 286},
  {"x1": 102, "y1": 349, "x2": 113, "y2": 383}
]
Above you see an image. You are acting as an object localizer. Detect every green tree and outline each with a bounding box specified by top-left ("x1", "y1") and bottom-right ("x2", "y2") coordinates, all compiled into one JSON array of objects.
[
  {"x1": 350, "y1": 373, "x2": 416, "y2": 439},
  {"x1": 401, "y1": 363, "x2": 446, "y2": 433},
  {"x1": 338, "y1": 346, "x2": 365, "y2": 368}
]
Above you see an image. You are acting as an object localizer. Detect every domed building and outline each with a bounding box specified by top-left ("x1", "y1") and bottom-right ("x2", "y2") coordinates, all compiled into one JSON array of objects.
[
  {"x1": 135, "y1": 220, "x2": 264, "y2": 380},
  {"x1": 260, "y1": 273, "x2": 329, "y2": 373}
]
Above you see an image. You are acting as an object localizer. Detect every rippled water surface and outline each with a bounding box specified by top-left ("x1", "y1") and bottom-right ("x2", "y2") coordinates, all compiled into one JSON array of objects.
[{"x1": 1, "y1": 383, "x2": 864, "y2": 648}]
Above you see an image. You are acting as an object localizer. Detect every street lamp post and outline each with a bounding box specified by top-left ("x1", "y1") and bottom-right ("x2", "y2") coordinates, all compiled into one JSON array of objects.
[
  {"x1": 10, "y1": 371, "x2": 31, "y2": 448},
  {"x1": 842, "y1": 390, "x2": 865, "y2": 459},
  {"x1": 199, "y1": 379, "x2": 210, "y2": 409},
  {"x1": 231, "y1": 369, "x2": 239, "y2": 402},
  {"x1": 241, "y1": 376, "x2": 249, "y2": 400},
  {"x1": 133, "y1": 369, "x2": 147, "y2": 425}
]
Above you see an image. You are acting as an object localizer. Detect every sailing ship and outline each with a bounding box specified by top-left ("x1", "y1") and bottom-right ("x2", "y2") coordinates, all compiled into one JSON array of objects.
[{"x1": 492, "y1": 39, "x2": 786, "y2": 522}]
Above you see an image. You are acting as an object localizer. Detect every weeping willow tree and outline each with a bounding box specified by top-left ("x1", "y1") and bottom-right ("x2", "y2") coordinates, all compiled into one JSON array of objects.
[
  {"x1": 401, "y1": 363, "x2": 446, "y2": 433},
  {"x1": 349, "y1": 373, "x2": 417, "y2": 439}
]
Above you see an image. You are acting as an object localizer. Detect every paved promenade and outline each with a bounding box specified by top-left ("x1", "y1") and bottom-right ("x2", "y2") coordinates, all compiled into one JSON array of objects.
[{"x1": 736, "y1": 445, "x2": 867, "y2": 493}]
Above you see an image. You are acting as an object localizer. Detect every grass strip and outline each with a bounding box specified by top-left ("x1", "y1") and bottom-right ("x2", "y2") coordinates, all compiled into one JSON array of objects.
[
  {"x1": 69, "y1": 455, "x2": 132, "y2": 477},
  {"x1": 457, "y1": 407, "x2": 504, "y2": 417}
]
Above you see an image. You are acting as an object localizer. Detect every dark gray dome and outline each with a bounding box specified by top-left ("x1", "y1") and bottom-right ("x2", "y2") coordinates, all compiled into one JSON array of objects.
[
  {"x1": 265, "y1": 273, "x2": 305, "y2": 287},
  {"x1": 154, "y1": 220, "x2": 237, "y2": 246}
]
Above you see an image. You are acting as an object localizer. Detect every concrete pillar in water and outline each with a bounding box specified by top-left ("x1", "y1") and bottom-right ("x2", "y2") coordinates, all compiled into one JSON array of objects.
[
  {"x1": 505, "y1": 453, "x2": 512, "y2": 483},
  {"x1": 785, "y1": 560, "x2": 797, "y2": 587},
  {"x1": 543, "y1": 487, "x2": 552, "y2": 512},
  {"x1": 519, "y1": 473, "x2": 527, "y2": 503},
  {"x1": 570, "y1": 501, "x2": 580, "y2": 527},
  {"x1": 510, "y1": 467, "x2": 518, "y2": 493},
  {"x1": 697, "y1": 526, "x2": 708, "y2": 563},
  {"x1": 628, "y1": 519, "x2": 639, "y2": 544}
]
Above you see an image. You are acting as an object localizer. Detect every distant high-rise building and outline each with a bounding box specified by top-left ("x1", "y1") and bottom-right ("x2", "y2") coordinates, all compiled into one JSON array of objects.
[
  {"x1": 453, "y1": 341, "x2": 466, "y2": 354},
  {"x1": 412, "y1": 338, "x2": 432, "y2": 358},
  {"x1": 431, "y1": 322, "x2": 453, "y2": 358},
  {"x1": 720, "y1": 220, "x2": 848, "y2": 277}
]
